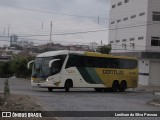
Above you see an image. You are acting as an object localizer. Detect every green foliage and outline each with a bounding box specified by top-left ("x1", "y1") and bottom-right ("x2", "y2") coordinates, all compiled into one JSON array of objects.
[
  {"x1": 0, "y1": 61, "x2": 13, "y2": 78},
  {"x1": 97, "y1": 44, "x2": 112, "y2": 54},
  {"x1": 0, "y1": 55, "x2": 34, "y2": 78}
]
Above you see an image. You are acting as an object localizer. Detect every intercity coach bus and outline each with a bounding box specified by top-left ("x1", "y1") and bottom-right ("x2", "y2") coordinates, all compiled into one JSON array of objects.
[{"x1": 27, "y1": 50, "x2": 138, "y2": 92}]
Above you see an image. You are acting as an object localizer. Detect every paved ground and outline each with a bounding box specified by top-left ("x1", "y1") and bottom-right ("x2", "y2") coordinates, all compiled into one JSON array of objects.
[{"x1": 0, "y1": 78, "x2": 160, "y2": 120}]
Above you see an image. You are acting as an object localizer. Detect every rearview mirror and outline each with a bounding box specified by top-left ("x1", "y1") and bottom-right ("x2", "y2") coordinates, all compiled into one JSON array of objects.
[
  {"x1": 27, "y1": 60, "x2": 35, "y2": 69},
  {"x1": 49, "y1": 59, "x2": 60, "y2": 68}
]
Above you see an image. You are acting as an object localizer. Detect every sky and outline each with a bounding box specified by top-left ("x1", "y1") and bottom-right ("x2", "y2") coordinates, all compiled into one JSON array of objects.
[{"x1": 0, "y1": 0, "x2": 111, "y2": 47}]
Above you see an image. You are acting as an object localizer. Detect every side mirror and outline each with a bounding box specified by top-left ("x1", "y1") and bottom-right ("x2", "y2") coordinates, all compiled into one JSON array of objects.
[
  {"x1": 27, "y1": 60, "x2": 35, "y2": 69},
  {"x1": 49, "y1": 59, "x2": 60, "y2": 68}
]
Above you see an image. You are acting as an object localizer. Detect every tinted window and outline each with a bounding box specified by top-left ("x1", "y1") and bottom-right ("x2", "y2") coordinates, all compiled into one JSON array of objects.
[
  {"x1": 66, "y1": 55, "x2": 137, "y2": 69},
  {"x1": 119, "y1": 59, "x2": 137, "y2": 69}
]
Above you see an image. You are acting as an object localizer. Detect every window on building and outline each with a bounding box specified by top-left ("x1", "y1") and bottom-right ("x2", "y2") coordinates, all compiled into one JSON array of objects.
[
  {"x1": 123, "y1": 17, "x2": 128, "y2": 21},
  {"x1": 131, "y1": 15, "x2": 136, "y2": 19},
  {"x1": 139, "y1": 12, "x2": 145, "y2": 16},
  {"x1": 130, "y1": 43, "x2": 135, "y2": 48},
  {"x1": 111, "y1": 21, "x2": 115, "y2": 24},
  {"x1": 117, "y1": 19, "x2": 121, "y2": 23},
  {"x1": 118, "y1": 2, "x2": 122, "y2": 6},
  {"x1": 112, "y1": 4, "x2": 116, "y2": 8},
  {"x1": 151, "y1": 37, "x2": 160, "y2": 46},
  {"x1": 110, "y1": 41, "x2": 114, "y2": 43},
  {"x1": 122, "y1": 39, "x2": 127, "y2": 42},
  {"x1": 138, "y1": 36, "x2": 144, "y2": 40},
  {"x1": 124, "y1": 0, "x2": 129, "y2": 3},
  {"x1": 153, "y1": 12, "x2": 160, "y2": 21},
  {"x1": 116, "y1": 40, "x2": 120, "y2": 43},
  {"x1": 130, "y1": 38, "x2": 135, "y2": 41}
]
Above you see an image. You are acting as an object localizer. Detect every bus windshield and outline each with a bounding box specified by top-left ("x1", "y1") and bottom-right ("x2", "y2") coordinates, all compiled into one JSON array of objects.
[{"x1": 32, "y1": 55, "x2": 66, "y2": 79}]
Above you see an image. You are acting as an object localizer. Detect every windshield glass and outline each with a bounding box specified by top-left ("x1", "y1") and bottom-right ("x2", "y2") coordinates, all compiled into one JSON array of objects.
[{"x1": 32, "y1": 55, "x2": 66, "y2": 80}]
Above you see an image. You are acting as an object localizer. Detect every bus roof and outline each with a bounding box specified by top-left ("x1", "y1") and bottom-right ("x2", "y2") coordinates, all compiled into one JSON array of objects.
[
  {"x1": 37, "y1": 50, "x2": 137, "y2": 60},
  {"x1": 37, "y1": 50, "x2": 84, "y2": 57}
]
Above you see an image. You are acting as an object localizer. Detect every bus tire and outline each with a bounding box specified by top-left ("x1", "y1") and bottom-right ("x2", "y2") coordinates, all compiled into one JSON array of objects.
[
  {"x1": 65, "y1": 80, "x2": 72, "y2": 92},
  {"x1": 112, "y1": 81, "x2": 119, "y2": 92},
  {"x1": 119, "y1": 81, "x2": 127, "y2": 92},
  {"x1": 48, "y1": 87, "x2": 53, "y2": 92}
]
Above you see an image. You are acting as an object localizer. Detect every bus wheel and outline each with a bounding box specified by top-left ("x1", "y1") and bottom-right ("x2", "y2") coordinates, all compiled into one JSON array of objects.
[
  {"x1": 119, "y1": 81, "x2": 127, "y2": 92},
  {"x1": 112, "y1": 81, "x2": 119, "y2": 92},
  {"x1": 65, "y1": 80, "x2": 72, "y2": 92},
  {"x1": 48, "y1": 87, "x2": 53, "y2": 92},
  {"x1": 94, "y1": 88, "x2": 103, "y2": 92}
]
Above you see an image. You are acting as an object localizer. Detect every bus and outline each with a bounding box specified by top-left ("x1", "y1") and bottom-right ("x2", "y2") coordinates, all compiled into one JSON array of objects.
[{"x1": 27, "y1": 50, "x2": 138, "y2": 92}]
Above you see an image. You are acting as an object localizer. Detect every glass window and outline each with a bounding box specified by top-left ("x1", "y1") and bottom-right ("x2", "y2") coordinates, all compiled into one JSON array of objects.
[
  {"x1": 130, "y1": 38, "x2": 135, "y2": 41},
  {"x1": 139, "y1": 12, "x2": 145, "y2": 16},
  {"x1": 118, "y1": 2, "x2": 122, "y2": 6},
  {"x1": 131, "y1": 15, "x2": 136, "y2": 19},
  {"x1": 117, "y1": 19, "x2": 121, "y2": 23},
  {"x1": 138, "y1": 36, "x2": 144, "y2": 40},
  {"x1": 112, "y1": 4, "x2": 116, "y2": 8},
  {"x1": 119, "y1": 59, "x2": 137, "y2": 69},
  {"x1": 153, "y1": 12, "x2": 160, "y2": 21},
  {"x1": 123, "y1": 17, "x2": 128, "y2": 21},
  {"x1": 124, "y1": 0, "x2": 129, "y2": 3},
  {"x1": 122, "y1": 39, "x2": 127, "y2": 42},
  {"x1": 110, "y1": 41, "x2": 114, "y2": 43},
  {"x1": 151, "y1": 37, "x2": 160, "y2": 46},
  {"x1": 66, "y1": 55, "x2": 137, "y2": 69},
  {"x1": 111, "y1": 21, "x2": 115, "y2": 24},
  {"x1": 116, "y1": 40, "x2": 120, "y2": 43}
]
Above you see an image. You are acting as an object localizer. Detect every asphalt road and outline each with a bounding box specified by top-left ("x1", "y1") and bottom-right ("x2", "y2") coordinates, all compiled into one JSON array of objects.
[{"x1": 0, "y1": 78, "x2": 160, "y2": 120}]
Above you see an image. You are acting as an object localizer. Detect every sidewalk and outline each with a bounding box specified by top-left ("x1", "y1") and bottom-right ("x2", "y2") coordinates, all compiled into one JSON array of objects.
[
  {"x1": 136, "y1": 85, "x2": 160, "y2": 107},
  {"x1": 136, "y1": 85, "x2": 160, "y2": 92}
]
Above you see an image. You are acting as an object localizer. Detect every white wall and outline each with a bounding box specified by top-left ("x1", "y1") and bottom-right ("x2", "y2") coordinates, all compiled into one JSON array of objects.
[
  {"x1": 109, "y1": 0, "x2": 149, "y2": 52},
  {"x1": 146, "y1": 0, "x2": 160, "y2": 52},
  {"x1": 138, "y1": 59, "x2": 150, "y2": 85}
]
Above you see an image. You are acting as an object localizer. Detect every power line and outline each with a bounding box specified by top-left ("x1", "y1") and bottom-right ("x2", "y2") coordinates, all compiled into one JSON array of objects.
[
  {"x1": 1, "y1": 4, "x2": 107, "y2": 20},
  {"x1": 9, "y1": 21, "x2": 160, "y2": 37}
]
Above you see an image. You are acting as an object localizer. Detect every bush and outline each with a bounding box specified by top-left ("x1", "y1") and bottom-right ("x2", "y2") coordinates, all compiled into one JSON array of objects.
[
  {"x1": 0, "y1": 55, "x2": 34, "y2": 78},
  {"x1": 97, "y1": 44, "x2": 112, "y2": 54}
]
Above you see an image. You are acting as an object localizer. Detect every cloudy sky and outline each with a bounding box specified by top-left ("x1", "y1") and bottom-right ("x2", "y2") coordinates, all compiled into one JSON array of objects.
[{"x1": 0, "y1": 0, "x2": 110, "y2": 47}]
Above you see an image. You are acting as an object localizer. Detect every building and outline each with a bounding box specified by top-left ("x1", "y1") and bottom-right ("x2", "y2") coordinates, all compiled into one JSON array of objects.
[
  {"x1": 18, "y1": 40, "x2": 34, "y2": 47},
  {"x1": 109, "y1": 0, "x2": 160, "y2": 86},
  {"x1": 89, "y1": 42, "x2": 98, "y2": 51},
  {"x1": 10, "y1": 34, "x2": 18, "y2": 47}
]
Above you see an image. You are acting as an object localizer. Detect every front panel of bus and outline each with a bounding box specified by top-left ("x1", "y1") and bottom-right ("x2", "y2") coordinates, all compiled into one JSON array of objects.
[{"x1": 31, "y1": 55, "x2": 66, "y2": 87}]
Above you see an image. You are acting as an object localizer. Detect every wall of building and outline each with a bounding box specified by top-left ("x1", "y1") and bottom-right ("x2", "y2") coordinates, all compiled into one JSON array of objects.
[
  {"x1": 109, "y1": 0, "x2": 148, "y2": 52},
  {"x1": 109, "y1": 0, "x2": 160, "y2": 86},
  {"x1": 138, "y1": 59, "x2": 150, "y2": 85},
  {"x1": 146, "y1": 0, "x2": 160, "y2": 52}
]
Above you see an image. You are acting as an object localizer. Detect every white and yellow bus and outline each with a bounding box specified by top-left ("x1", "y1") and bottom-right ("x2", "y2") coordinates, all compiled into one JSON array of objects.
[{"x1": 28, "y1": 50, "x2": 138, "y2": 92}]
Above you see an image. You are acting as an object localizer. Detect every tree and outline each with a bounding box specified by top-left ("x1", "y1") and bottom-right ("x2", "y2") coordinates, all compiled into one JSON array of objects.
[{"x1": 97, "y1": 44, "x2": 112, "y2": 54}]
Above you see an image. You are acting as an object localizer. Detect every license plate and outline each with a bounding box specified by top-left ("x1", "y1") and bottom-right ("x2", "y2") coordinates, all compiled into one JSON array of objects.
[{"x1": 37, "y1": 84, "x2": 41, "y2": 86}]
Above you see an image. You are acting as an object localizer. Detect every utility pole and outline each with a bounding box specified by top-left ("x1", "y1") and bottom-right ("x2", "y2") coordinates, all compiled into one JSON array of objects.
[
  {"x1": 49, "y1": 21, "x2": 53, "y2": 43},
  {"x1": 41, "y1": 22, "x2": 43, "y2": 30},
  {"x1": 101, "y1": 40, "x2": 103, "y2": 46},
  {"x1": 8, "y1": 24, "x2": 10, "y2": 37},
  {"x1": 115, "y1": 21, "x2": 118, "y2": 51},
  {"x1": 98, "y1": 16, "x2": 100, "y2": 24},
  {"x1": 3, "y1": 28, "x2": 6, "y2": 35}
]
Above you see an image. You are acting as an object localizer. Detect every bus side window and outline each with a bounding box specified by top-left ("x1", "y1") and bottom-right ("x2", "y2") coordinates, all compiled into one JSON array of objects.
[{"x1": 66, "y1": 55, "x2": 81, "y2": 68}]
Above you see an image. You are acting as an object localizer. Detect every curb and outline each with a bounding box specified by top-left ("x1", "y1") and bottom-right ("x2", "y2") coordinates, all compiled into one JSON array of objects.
[{"x1": 149, "y1": 102, "x2": 160, "y2": 107}]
